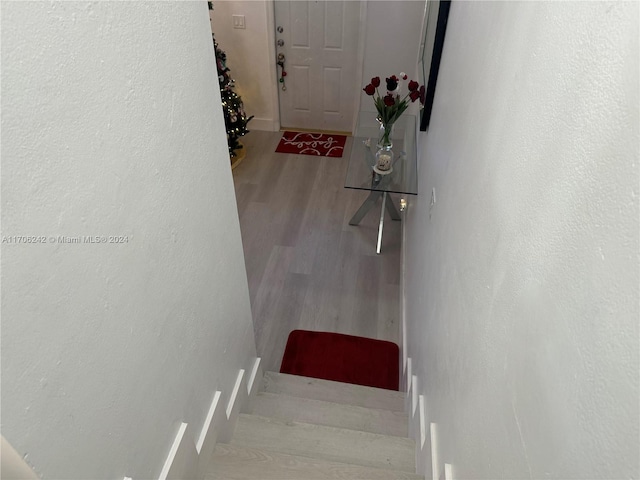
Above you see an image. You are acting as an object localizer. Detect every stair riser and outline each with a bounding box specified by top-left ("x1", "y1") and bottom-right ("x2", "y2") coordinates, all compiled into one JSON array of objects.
[
  {"x1": 252, "y1": 392, "x2": 408, "y2": 437},
  {"x1": 263, "y1": 372, "x2": 405, "y2": 411}
]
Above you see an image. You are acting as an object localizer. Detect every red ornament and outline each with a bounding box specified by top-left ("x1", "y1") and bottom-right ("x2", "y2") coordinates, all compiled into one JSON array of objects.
[{"x1": 282, "y1": 71, "x2": 287, "y2": 77}]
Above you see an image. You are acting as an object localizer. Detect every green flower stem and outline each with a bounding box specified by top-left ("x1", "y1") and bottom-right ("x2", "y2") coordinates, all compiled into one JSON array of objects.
[
  {"x1": 373, "y1": 87, "x2": 412, "y2": 125},
  {"x1": 379, "y1": 122, "x2": 394, "y2": 147}
]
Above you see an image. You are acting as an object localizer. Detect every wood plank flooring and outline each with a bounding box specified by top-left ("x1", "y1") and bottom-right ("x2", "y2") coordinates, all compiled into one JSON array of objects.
[
  {"x1": 251, "y1": 392, "x2": 409, "y2": 436},
  {"x1": 232, "y1": 131, "x2": 402, "y2": 372},
  {"x1": 261, "y1": 372, "x2": 405, "y2": 411},
  {"x1": 208, "y1": 443, "x2": 422, "y2": 480},
  {"x1": 231, "y1": 414, "x2": 415, "y2": 472}
]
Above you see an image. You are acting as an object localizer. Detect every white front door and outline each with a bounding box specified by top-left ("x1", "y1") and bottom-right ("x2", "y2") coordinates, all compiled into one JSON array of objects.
[{"x1": 274, "y1": 1, "x2": 361, "y2": 133}]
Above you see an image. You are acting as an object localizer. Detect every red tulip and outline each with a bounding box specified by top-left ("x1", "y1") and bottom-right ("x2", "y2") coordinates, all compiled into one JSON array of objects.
[
  {"x1": 371, "y1": 77, "x2": 381, "y2": 88},
  {"x1": 408, "y1": 80, "x2": 419, "y2": 92},
  {"x1": 419, "y1": 85, "x2": 426, "y2": 104},
  {"x1": 385, "y1": 76, "x2": 398, "y2": 92},
  {"x1": 409, "y1": 90, "x2": 421, "y2": 102},
  {"x1": 363, "y1": 84, "x2": 375, "y2": 95},
  {"x1": 383, "y1": 94, "x2": 395, "y2": 106}
]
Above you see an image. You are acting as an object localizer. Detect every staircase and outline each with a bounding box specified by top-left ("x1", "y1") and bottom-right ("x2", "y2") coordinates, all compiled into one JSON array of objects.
[{"x1": 205, "y1": 371, "x2": 421, "y2": 479}]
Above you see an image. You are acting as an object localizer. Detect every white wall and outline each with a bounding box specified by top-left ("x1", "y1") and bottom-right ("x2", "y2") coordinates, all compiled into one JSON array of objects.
[
  {"x1": 211, "y1": 0, "x2": 279, "y2": 131},
  {"x1": 404, "y1": 1, "x2": 639, "y2": 479},
  {"x1": 359, "y1": 1, "x2": 426, "y2": 116},
  {"x1": 1, "y1": 2, "x2": 256, "y2": 479}
]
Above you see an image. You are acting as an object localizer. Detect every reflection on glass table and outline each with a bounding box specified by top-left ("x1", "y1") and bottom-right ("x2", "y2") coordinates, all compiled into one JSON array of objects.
[{"x1": 344, "y1": 112, "x2": 418, "y2": 254}]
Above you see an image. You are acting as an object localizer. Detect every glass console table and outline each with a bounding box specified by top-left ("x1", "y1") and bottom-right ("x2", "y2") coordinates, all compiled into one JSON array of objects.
[{"x1": 344, "y1": 112, "x2": 418, "y2": 254}]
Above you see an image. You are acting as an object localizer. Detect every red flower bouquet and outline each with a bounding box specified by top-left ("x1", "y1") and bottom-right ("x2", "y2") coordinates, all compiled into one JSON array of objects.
[{"x1": 363, "y1": 73, "x2": 425, "y2": 147}]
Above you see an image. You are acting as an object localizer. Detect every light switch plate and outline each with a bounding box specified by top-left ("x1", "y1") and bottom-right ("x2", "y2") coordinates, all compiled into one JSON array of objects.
[{"x1": 232, "y1": 14, "x2": 245, "y2": 29}]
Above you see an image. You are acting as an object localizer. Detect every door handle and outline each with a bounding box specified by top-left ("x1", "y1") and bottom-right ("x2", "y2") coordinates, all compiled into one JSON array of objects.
[{"x1": 276, "y1": 53, "x2": 287, "y2": 91}]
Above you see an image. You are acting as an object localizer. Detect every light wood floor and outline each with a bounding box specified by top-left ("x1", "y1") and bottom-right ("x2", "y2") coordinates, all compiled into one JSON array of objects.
[{"x1": 232, "y1": 130, "x2": 402, "y2": 372}]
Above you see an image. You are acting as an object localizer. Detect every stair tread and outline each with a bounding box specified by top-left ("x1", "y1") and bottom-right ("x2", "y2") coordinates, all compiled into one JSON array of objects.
[
  {"x1": 207, "y1": 443, "x2": 423, "y2": 480},
  {"x1": 263, "y1": 371, "x2": 404, "y2": 412},
  {"x1": 231, "y1": 414, "x2": 415, "y2": 473},
  {"x1": 252, "y1": 391, "x2": 408, "y2": 437}
]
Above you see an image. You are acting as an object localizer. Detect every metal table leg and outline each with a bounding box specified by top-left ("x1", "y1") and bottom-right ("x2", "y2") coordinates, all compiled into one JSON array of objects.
[
  {"x1": 376, "y1": 192, "x2": 387, "y2": 254},
  {"x1": 349, "y1": 190, "x2": 402, "y2": 254},
  {"x1": 349, "y1": 190, "x2": 383, "y2": 226},
  {"x1": 349, "y1": 192, "x2": 401, "y2": 226},
  {"x1": 385, "y1": 194, "x2": 401, "y2": 221}
]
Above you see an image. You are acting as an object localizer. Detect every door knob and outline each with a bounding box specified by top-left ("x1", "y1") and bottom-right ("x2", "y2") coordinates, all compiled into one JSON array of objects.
[
  {"x1": 277, "y1": 39, "x2": 285, "y2": 47},
  {"x1": 276, "y1": 53, "x2": 287, "y2": 91}
]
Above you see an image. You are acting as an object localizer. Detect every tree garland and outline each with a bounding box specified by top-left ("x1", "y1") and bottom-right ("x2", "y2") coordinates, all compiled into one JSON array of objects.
[{"x1": 210, "y1": 2, "x2": 253, "y2": 159}]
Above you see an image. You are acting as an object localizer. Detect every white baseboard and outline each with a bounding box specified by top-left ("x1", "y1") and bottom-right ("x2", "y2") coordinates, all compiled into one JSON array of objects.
[
  {"x1": 408, "y1": 369, "x2": 429, "y2": 477},
  {"x1": 226, "y1": 369, "x2": 246, "y2": 421},
  {"x1": 405, "y1": 357, "x2": 413, "y2": 415},
  {"x1": 214, "y1": 369, "x2": 247, "y2": 446},
  {"x1": 411, "y1": 375, "x2": 419, "y2": 418},
  {"x1": 248, "y1": 117, "x2": 279, "y2": 132},
  {"x1": 246, "y1": 358, "x2": 261, "y2": 395},
  {"x1": 412, "y1": 416, "x2": 437, "y2": 479},
  {"x1": 444, "y1": 463, "x2": 453, "y2": 480},
  {"x1": 158, "y1": 423, "x2": 198, "y2": 480},
  {"x1": 408, "y1": 372, "x2": 418, "y2": 445},
  {"x1": 430, "y1": 423, "x2": 440, "y2": 480},
  {"x1": 245, "y1": 357, "x2": 263, "y2": 412},
  {"x1": 419, "y1": 395, "x2": 427, "y2": 450},
  {"x1": 196, "y1": 391, "x2": 221, "y2": 454},
  {"x1": 154, "y1": 357, "x2": 262, "y2": 480},
  {"x1": 400, "y1": 213, "x2": 408, "y2": 394}
]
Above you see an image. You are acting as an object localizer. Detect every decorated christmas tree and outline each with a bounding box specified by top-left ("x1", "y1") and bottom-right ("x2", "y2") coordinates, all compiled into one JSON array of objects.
[{"x1": 210, "y1": 3, "x2": 253, "y2": 160}]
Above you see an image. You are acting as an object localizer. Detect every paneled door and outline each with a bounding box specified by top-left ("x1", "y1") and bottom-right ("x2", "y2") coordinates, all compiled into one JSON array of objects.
[{"x1": 274, "y1": 1, "x2": 361, "y2": 133}]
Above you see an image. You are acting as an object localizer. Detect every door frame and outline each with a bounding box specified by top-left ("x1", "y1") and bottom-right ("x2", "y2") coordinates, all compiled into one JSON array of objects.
[
  {"x1": 1, "y1": 436, "x2": 38, "y2": 480},
  {"x1": 267, "y1": 0, "x2": 368, "y2": 135}
]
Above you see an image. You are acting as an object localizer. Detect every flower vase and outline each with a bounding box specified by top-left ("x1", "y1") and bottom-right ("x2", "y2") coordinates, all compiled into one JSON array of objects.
[
  {"x1": 376, "y1": 119, "x2": 395, "y2": 150},
  {"x1": 375, "y1": 119, "x2": 394, "y2": 174}
]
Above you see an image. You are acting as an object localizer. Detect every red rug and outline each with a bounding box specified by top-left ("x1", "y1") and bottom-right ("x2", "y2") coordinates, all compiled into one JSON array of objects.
[
  {"x1": 275, "y1": 131, "x2": 347, "y2": 158},
  {"x1": 280, "y1": 330, "x2": 399, "y2": 391}
]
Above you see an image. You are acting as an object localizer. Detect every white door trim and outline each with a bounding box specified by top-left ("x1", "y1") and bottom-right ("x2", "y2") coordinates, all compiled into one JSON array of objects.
[
  {"x1": 352, "y1": 0, "x2": 368, "y2": 134},
  {"x1": 265, "y1": 0, "x2": 281, "y2": 131},
  {"x1": 1, "y1": 436, "x2": 38, "y2": 480}
]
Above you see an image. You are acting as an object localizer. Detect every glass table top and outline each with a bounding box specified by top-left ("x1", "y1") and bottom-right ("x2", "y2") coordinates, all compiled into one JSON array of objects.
[{"x1": 344, "y1": 112, "x2": 418, "y2": 196}]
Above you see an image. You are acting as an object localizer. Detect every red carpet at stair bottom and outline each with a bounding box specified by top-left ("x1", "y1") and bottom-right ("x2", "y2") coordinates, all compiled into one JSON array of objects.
[{"x1": 280, "y1": 330, "x2": 399, "y2": 391}]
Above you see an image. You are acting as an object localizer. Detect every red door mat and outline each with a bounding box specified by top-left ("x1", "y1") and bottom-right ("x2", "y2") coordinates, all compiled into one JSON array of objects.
[
  {"x1": 280, "y1": 330, "x2": 399, "y2": 391},
  {"x1": 275, "y1": 131, "x2": 347, "y2": 158}
]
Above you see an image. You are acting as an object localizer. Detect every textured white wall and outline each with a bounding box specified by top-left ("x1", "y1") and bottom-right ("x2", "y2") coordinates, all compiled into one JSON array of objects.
[
  {"x1": 359, "y1": 0, "x2": 426, "y2": 115},
  {"x1": 404, "y1": 1, "x2": 639, "y2": 478},
  {"x1": 1, "y1": 2, "x2": 256, "y2": 479},
  {"x1": 211, "y1": 0, "x2": 279, "y2": 131}
]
